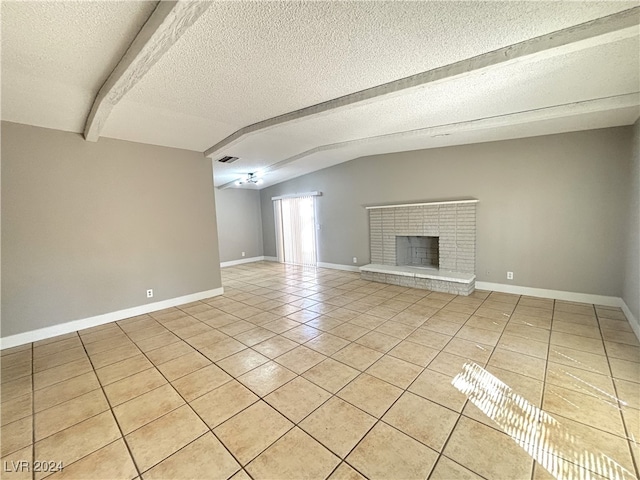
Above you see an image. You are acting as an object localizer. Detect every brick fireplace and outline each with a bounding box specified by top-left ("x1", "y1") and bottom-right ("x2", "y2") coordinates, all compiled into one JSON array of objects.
[{"x1": 360, "y1": 199, "x2": 477, "y2": 295}]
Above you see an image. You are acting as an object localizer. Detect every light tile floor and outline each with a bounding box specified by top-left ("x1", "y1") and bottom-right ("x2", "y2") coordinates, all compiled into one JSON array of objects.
[{"x1": 1, "y1": 262, "x2": 639, "y2": 479}]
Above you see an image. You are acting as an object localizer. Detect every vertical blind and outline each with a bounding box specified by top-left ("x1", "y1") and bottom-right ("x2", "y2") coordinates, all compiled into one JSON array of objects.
[{"x1": 273, "y1": 195, "x2": 317, "y2": 267}]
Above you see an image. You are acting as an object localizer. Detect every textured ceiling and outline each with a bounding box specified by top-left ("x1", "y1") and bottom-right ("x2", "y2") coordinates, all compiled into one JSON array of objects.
[
  {"x1": 1, "y1": 1, "x2": 158, "y2": 132},
  {"x1": 1, "y1": 1, "x2": 639, "y2": 189}
]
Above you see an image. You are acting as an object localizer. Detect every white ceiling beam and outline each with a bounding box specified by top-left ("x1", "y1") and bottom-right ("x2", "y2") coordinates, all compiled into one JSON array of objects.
[
  {"x1": 83, "y1": 1, "x2": 210, "y2": 142},
  {"x1": 206, "y1": 6, "x2": 639, "y2": 159},
  {"x1": 217, "y1": 92, "x2": 639, "y2": 189}
]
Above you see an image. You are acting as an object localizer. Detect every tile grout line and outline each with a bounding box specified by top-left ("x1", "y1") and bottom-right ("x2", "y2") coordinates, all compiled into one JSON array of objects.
[
  {"x1": 77, "y1": 331, "x2": 143, "y2": 479},
  {"x1": 594, "y1": 305, "x2": 640, "y2": 480}
]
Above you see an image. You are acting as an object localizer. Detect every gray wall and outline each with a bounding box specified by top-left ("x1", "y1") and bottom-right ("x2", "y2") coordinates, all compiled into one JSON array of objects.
[
  {"x1": 215, "y1": 188, "x2": 264, "y2": 262},
  {"x1": 1, "y1": 122, "x2": 222, "y2": 337},
  {"x1": 623, "y1": 119, "x2": 640, "y2": 324},
  {"x1": 261, "y1": 127, "x2": 632, "y2": 297}
]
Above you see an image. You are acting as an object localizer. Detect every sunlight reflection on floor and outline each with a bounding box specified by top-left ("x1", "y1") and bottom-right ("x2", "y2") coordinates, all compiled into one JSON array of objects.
[{"x1": 452, "y1": 362, "x2": 637, "y2": 480}]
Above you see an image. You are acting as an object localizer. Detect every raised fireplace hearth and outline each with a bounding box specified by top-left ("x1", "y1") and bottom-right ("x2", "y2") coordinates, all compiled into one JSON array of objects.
[{"x1": 360, "y1": 199, "x2": 477, "y2": 295}]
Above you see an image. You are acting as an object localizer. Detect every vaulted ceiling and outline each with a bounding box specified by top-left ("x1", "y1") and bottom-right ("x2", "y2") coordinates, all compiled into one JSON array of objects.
[{"x1": 2, "y1": 1, "x2": 639, "y2": 189}]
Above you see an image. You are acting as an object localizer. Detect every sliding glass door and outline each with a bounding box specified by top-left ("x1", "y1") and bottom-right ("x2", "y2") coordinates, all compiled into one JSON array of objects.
[{"x1": 274, "y1": 195, "x2": 317, "y2": 267}]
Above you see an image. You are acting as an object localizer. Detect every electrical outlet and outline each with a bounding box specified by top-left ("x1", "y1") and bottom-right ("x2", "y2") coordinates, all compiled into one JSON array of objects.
[
  {"x1": 353, "y1": 257, "x2": 357, "y2": 264},
  {"x1": 507, "y1": 271, "x2": 514, "y2": 280},
  {"x1": 241, "y1": 252, "x2": 245, "y2": 257},
  {"x1": 146, "y1": 289, "x2": 153, "y2": 298}
]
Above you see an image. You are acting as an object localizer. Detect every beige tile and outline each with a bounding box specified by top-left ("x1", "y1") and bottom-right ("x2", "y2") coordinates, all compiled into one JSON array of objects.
[
  {"x1": 216, "y1": 349, "x2": 270, "y2": 377},
  {"x1": 300, "y1": 397, "x2": 376, "y2": 458},
  {"x1": 156, "y1": 351, "x2": 211, "y2": 381},
  {"x1": 455, "y1": 325, "x2": 502, "y2": 346},
  {"x1": 281, "y1": 324, "x2": 323, "y2": 343},
  {"x1": 428, "y1": 351, "x2": 483, "y2": 377},
  {"x1": 503, "y1": 322, "x2": 550, "y2": 343},
  {"x1": 406, "y1": 328, "x2": 452, "y2": 350},
  {"x1": 262, "y1": 318, "x2": 301, "y2": 334},
  {"x1": 547, "y1": 344, "x2": 609, "y2": 375},
  {"x1": 220, "y1": 320, "x2": 259, "y2": 337},
  {"x1": 408, "y1": 369, "x2": 467, "y2": 412},
  {"x1": 35, "y1": 388, "x2": 109, "y2": 440},
  {"x1": 332, "y1": 343, "x2": 383, "y2": 371},
  {"x1": 488, "y1": 347, "x2": 546, "y2": 381},
  {"x1": 303, "y1": 358, "x2": 360, "y2": 394},
  {"x1": 134, "y1": 331, "x2": 181, "y2": 352},
  {"x1": 234, "y1": 327, "x2": 276, "y2": 347},
  {"x1": 337, "y1": 373, "x2": 402, "y2": 418},
  {"x1": 190, "y1": 380, "x2": 258, "y2": 428},
  {"x1": 496, "y1": 332, "x2": 548, "y2": 359},
  {"x1": 347, "y1": 422, "x2": 438, "y2": 479},
  {"x1": 365, "y1": 355, "x2": 422, "y2": 389},
  {"x1": 214, "y1": 401, "x2": 293, "y2": 465},
  {"x1": 602, "y1": 328, "x2": 640, "y2": 346},
  {"x1": 328, "y1": 462, "x2": 367, "y2": 480},
  {"x1": 0, "y1": 445, "x2": 32, "y2": 480},
  {"x1": 1, "y1": 416, "x2": 32, "y2": 457},
  {"x1": 171, "y1": 363, "x2": 232, "y2": 401},
  {"x1": 237, "y1": 361, "x2": 297, "y2": 397},
  {"x1": 609, "y1": 357, "x2": 640, "y2": 383},
  {"x1": 1, "y1": 394, "x2": 32, "y2": 426},
  {"x1": 543, "y1": 384, "x2": 626, "y2": 436},
  {"x1": 329, "y1": 323, "x2": 369, "y2": 341},
  {"x1": 252, "y1": 335, "x2": 299, "y2": 359},
  {"x1": 552, "y1": 320, "x2": 602, "y2": 339},
  {"x1": 306, "y1": 316, "x2": 346, "y2": 332},
  {"x1": 387, "y1": 340, "x2": 438, "y2": 367},
  {"x1": 429, "y1": 456, "x2": 483, "y2": 480},
  {"x1": 34, "y1": 357, "x2": 93, "y2": 390},
  {"x1": 443, "y1": 416, "x2": 533, "y2": 479},
  {"x1": 550, "y1": 331, "x2": 605, "y2": 355},
  {"x1": 172, "y1": 322, "x2": 213, "y2": 340},
  {"x1": 1, "y1": 376, "x2": 32, "y2": 404},
  {"x1": 422, "y1": 317, "x2": 463, "y2": 336},
  {"x1": 143, "y1": 432, "x2": 240, "y2": 480},
  {"x1": 509, "y1": 313, "x2": 552, "y2": 330},
  {"x1": 304, "y1": 333, "x2": 350, "y2": 356},
  {"x1": 383, "y1": 392, "x2": 458, "y2": 452},
  {"x1": 374, "y1": 321, "x2": 416, "y2": 339},
  {"x1": 104, "y1": 367, "x2": 167, "y2": 406},
  {"x1": 614, "y1": 378, "x2": 640, "y2": 409},
  {"x1": 146, "y1": 341, "x2": 195, "y2": 365},
  {"x1": 605, "y1": 341, "x2": 640, "y2": 363},
  {"x1": 486, "y1": 365, "x2": 544, "y2": 405},
  {"x1": 275, "y1": 345, "x2": 326, "y2": 374},
  {"x1": 34, "y1": 372, "x2": 100, "y2": 412},
  {"x1": 113, "y1": 384, "x2": 184, "y2": 434},
  {"x1": 442, "y1": 338, "x2": 492, "y2": 365},
  {"x1": 96, "y1": 355, "x2": 152, "y2": 386},
  {"x1": 126, "y1": 405, "x2": 207, "y2": 472},
  {"x1": 34, "y1": 411, "x2": 120, "y2": 476},
  {"x1": 354, "y1": 331, "x2": 400, "y2": 353},
  {"x1": 538, "y1": 413, "x2": 636, "y2": 476},
  {"x1": 45, "y1": 439, "x2": 137, "y2": 480},
  {"x1": 247, "y1": 427, "x2": 340, "y2": 479},
  {"x1": 200, "y1": 337, "x2": 247, "y2": 362},
  {"x1": 546, "y1": 362, "x2": 615, "y2": 398},
  {"x1": 264, "y1": 376, "x2": 331, "y2": 423},
  {"x1": 88, "y1": 342, "x2": 141, "y2": 369},
  {"x1": 33, "y1": 346, "x2": 88, "y2": 373},
  {"x1": 185, "y1": 329, "x2": 229, "y2": 350},
  {"x1": 33, "y1": 337, "x2": 82, "y2": 357}
]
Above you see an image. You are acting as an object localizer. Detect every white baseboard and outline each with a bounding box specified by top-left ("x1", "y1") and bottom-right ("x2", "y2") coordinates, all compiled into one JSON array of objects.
[
  {"x1": 220, "y1": 256, "x2": 279, "y2": 268},
  {"x1": 620, "y1": 300, "x2": 640, "y2": 342},
  {"x1": 0, "y1": 287, "x2": 225, "y2": 350},
  {"x1": 221, "y1": 256, "x2": 265, "y2": 268},
  {"x1": 475, "y1": 282, "x2": 621, "y2": 307},
  {"x1": 317, "y1": 262, "x2": 360, "y2": 272}
]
